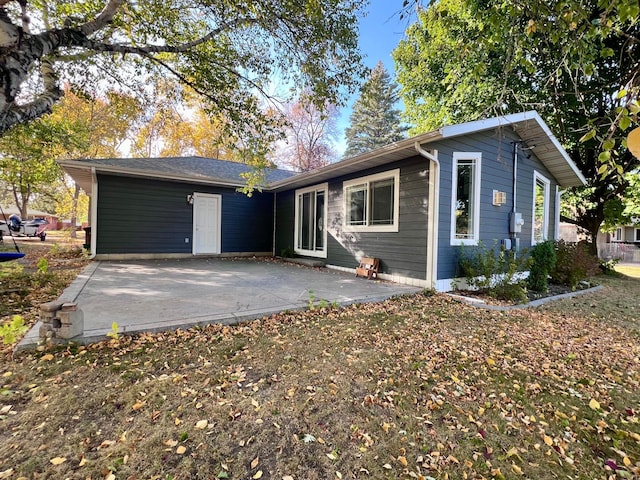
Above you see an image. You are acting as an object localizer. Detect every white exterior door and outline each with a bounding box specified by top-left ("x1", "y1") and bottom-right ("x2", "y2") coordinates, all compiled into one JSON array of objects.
[{"x1": 193, "y1": 193, "x2": 221, "y2": 254}]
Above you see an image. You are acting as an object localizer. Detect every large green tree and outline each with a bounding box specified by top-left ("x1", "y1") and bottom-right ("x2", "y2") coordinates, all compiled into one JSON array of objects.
[
  {"x1": 0, "y1": 118, "x2": 84, "y2": 219},
  {"x1": 0, "y1": 0, "x2": 366, "y2": 160},
  {"x1": 394, "y1": 0, "x2": 639, "y2": 252},
  {"x1": 344, "y1": 61, "x2": 406, "y2": 158}
]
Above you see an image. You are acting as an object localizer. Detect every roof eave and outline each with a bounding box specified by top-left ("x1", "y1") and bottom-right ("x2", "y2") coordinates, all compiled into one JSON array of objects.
[
  {"x1": 269, "y1": 131, "x2": 442, "y2": 191},
  {"x1": 58, "y1": 160, "x2": 249, "y2": 189}
]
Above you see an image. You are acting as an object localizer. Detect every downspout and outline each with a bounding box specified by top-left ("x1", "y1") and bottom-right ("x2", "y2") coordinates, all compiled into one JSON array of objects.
[
  {"x1": 512, "y1": 141, "x2": 518, "y2": 245},
  {"x1": 555, "y1": 187, "x2": 564, "y2": 241},
  {"x1": 90, "y1": 167, "x2": 98, "y2": 259},
  {"x1": 414, "y1": 142, "x2": 439, "y2": 290}
]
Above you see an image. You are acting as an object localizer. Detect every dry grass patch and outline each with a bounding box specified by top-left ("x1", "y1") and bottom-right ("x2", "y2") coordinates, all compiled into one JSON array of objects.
[{"x1": 1, "y1": 273, "x2": 640, "y2": 480}]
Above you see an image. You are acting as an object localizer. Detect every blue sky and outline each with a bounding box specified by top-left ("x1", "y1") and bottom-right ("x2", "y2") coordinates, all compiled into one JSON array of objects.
[{"x1": 335, "y1": 1, "x2": 411, "y2": 153}]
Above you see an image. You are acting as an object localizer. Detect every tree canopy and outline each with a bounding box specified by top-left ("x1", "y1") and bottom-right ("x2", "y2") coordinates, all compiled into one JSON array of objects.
[
  {"x1": 344, "y1": 61, "x2": 406, "y2": 158},
  {"x1": 276, "y1": 93, "x2": 339, "y2": 172},
  {"x1": 393, "y1": 0, "x2": 640, "y2": 250},
  {"x1": 0, "y1": 0, "x2": 367, "y2": 154}
]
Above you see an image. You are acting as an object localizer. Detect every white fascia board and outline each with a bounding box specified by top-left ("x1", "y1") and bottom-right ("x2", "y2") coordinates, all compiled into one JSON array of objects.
[{"x1": 440, "y1": 111, "x2": 586, "y2": 187}]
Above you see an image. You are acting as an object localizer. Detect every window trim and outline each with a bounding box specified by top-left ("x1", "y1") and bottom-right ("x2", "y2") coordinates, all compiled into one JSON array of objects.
[
  {"x1": 612, "y1": 227, "x2": 623, "y2": 242},
  {"x1": 531, "y1": 171, "x2": 551, "y2": 245},
  {"x1": 294, "y1": 183, "x2": 328, "y2": 258},
  {"x1": 634, "y1": 227, "x2": 640, "y2": 243},
  {"x1": 342, "y1": 169, "x2": 400, "y2": 233},
  {"x1": 450, "y1": 152, "x2": 482, "y2": 246}
]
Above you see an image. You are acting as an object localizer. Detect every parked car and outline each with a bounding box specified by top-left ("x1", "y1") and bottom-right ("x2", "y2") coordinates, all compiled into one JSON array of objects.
[{"x1": 0, "y1": 214, "x2": 48, "y2": 241}]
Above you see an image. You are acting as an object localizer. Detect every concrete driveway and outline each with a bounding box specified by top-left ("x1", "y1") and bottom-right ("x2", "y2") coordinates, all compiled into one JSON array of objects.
[{"x1": 19, "y1": 258, "x2": 421, "y2": 348}]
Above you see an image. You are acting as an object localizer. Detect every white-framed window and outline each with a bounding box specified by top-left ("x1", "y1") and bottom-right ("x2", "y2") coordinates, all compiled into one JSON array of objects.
[
  {"x1": 635, "y1": 228, "x2": 640, "y2": 242},
  {"x1": 450, "y1": 152, "x2": 481, "y2": 245},
  {"x1": 294, "y1": 183, "x2": 327, "y2": 258},
  {"x1": 532, "y1": 171, "x2": 550, "y2": 244},
  {"x1": 343, "y1": 169, "x2": 400, "y2": 232},
  {"x1": 611, "y1": 227, "x2": 624, "y2": 242}
]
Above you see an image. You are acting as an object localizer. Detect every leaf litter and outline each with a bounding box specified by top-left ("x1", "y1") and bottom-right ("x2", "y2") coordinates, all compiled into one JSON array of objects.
[{"x1": 0, "y1": 274, "x2": 639, "y2": 479}]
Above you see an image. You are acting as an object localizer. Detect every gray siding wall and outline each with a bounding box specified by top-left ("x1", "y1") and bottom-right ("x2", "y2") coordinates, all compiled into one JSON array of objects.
[
  {"x1": 434, "y1": 128, "x2": 559, "y2": 280},
  {"x1": 276, "y1": 157, "x2": 430, "y2": 280},
  {"x1": 96, "y1": 174, "x2": 274, "y2": 254}
]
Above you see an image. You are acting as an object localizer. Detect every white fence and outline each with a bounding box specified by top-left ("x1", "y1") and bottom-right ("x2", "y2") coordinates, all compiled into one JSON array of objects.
[{"x1": 598, "y1": 242, "x2": 640, "y2": 263}]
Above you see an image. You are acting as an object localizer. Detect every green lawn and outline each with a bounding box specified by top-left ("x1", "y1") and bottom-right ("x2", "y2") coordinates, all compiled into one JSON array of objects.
[{"x1": 1, "y1": 266, "x2": 639, "y2": 479}]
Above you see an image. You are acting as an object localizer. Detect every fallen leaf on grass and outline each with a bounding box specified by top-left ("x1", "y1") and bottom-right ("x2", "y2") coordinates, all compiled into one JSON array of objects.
[
  {"x1": 196, "y1": 419, "x2": 208, "y2": 429},
  {"x1": 50, "y1": 457, "x2": 66, "y2": 465},
  {"x1": 132, "y1": 400, "x2": 146, "y2": 411},
  {"x1": 282, "y1": 476, "x2": 294, "y2": 480},
  {"x1": 253, "y1": 470, "x2": 263, "y2": 479},
  {"x1": 398, "y1": 456, "x2": 408, "y2": 466},
  {"x1": 176, "y1": 445, "x2": 187, "y2": 455},
  {"x1": 589, "y1": 398, "x2": 600, "y2": 410},
  {"x1": 0, "y1": 468, "x2": 14, "y2": 479},
  {"x1": 251, "y1": 456, "x2": 259, "y2": 469},
  {"x1": 98, "y1": 440, "x2": 115, "y2": 449},
  {"x1": 164, "y1": 439, "x2": 178, "y2": 447},
  {"x1": 543, "y1": 435, "x2": 553, "y2": 446},
  {"x1": 40, "y1": 354, "x2": 54, "y2": 362}
]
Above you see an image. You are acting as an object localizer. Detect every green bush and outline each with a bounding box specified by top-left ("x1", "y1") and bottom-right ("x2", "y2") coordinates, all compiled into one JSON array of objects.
[
  {"x1": 456, "y1": 241, "x2": 530, "y2": 302},
  {"x1": 492, "y1": 282, "x2": 529, "y2": 304},
  {"x1": 551, "y1": 240, "x2": 600, "y2": 289},
  {"x1": 0, "y1": 315, "x2": 29, "y2": 345},
  {"x1": 527, "y1": 240, "x2": 556, "y2": 292}
]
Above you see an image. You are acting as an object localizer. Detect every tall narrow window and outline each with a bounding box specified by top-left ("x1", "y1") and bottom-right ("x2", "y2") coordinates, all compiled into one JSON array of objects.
[
  {"x1": 532, "y1": 172, "x2": 550, "y2": 244},
  {"x1": 343, "y1": 169, "x2": 400, "y2": 232},
  {"x1": 451, "y1": 153, "x2": 481, "y2": 245},
  {"x1": 294, "y1": 184, "x2": 327, "y2": 258}
]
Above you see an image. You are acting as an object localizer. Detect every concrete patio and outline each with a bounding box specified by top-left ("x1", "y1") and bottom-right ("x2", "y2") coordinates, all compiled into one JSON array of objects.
[{"x1": 18, "y1": 257, "x2": 422, "y2": 349}]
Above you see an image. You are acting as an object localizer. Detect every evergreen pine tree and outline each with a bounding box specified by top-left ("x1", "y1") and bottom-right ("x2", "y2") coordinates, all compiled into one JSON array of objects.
[{"x1": 344, "y1": 61, "x2": 407, "y2": 157}]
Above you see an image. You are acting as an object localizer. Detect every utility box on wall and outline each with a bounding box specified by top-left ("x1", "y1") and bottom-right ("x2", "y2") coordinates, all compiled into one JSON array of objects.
[{"x1": 509, "y1": 212, "x2": 524, "y2": 233}]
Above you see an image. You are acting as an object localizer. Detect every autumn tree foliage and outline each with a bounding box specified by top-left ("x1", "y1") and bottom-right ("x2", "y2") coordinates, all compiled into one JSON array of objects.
[
  {"x1": 0, "y1": 87, "x2": 141, "y2": 231},
  {"x1": 394, "y1": 0, "x2": 639, "y2": 252},
  {"x1": 277, "y1": 94, "x2": 339, "y2": 172},
  {"x1": 344, "y1": 61, "x2": 406, "y2": 158},
  {"x1": 0, "y1": 0, "x2": 366, "y2": 176},
  {"x1": 132, "y1": 83, "x2": 237, "y2": 160}
]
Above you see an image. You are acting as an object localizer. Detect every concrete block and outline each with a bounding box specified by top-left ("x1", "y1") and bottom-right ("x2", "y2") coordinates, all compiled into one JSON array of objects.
[
  {"x1": 40, "y1": 301, "x2": 63, "y2": 313},
  {"x1": 54, "y1": 309, "x2": 84, "y2": 339}
]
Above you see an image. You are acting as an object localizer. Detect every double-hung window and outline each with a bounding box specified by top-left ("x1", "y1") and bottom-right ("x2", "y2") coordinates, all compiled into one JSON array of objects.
[
  {"x1": 532, "y1": 172, "x2": 550, "y2": 244},
  {"x1": 294, "y1": 184, "x2": 327, "y2": 258},
  {"x1": 451, "y1": 153, "x2": 481, "y2": 245},
  {"x1": 343, "y1": 169, "x2": 400, "y2": 232}
]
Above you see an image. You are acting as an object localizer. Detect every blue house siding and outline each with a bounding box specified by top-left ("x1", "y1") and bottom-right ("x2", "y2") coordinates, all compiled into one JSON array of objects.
[
  {"x1": 433, "y1": 128, "x2": 559, "y2": 281},
  {"x1": 275, "y1": 189, "x2": 295, "y2": 256},
  {"x1": 277, "y1": 157, "x2": 430, "y2": 281},
  {"x1": 96, "y1": 174, "x2": 273, "y2": 255}
]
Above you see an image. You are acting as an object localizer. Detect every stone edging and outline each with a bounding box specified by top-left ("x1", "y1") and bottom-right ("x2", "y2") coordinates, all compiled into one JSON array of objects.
[{"x1": 448, "y1": 285, "x2": 604, "y2": 311}]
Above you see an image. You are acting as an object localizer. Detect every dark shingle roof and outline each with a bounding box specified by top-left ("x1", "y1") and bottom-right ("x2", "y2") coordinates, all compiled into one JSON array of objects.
[{"x1": 69, "y1": 157, "x2": 296, "y2": 185}]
